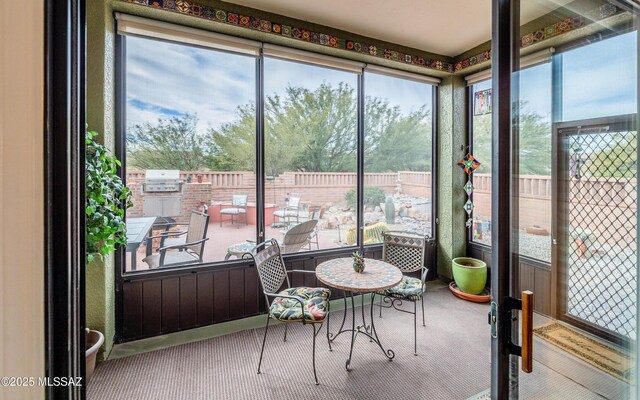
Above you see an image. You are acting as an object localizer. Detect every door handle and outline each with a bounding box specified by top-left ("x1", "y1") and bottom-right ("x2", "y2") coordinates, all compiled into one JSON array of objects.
[{"x1": 521, "y1": 290, "x2": 533, "y2": 373}]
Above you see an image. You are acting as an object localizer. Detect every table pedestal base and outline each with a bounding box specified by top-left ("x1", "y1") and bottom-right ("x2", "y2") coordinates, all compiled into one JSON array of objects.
[{"x1": 328, "y1": 291, "x2": 395, "y2": 371}]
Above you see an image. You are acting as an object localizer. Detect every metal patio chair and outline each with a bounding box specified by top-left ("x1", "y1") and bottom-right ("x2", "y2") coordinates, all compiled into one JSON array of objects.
[
  {"x1": 376, "y1": 231, "x2": 429, "y2": 355},
  {"x1": 273, "y1": 193, "x2": 301, "y2": 227},
  {"x1": 244, "y1": 239, "x2": 331, "y2": 385},
  {"x1": 142, "y1": 211, "x2": 209, "y2": 268},
  {"x1": 220, "y1": 194, "x2": 248, "y2": 228}
]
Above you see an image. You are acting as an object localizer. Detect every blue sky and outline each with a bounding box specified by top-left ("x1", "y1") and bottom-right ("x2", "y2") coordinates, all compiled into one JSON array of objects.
[
  {"x1": 473, "y1": 31, "x2": 637, "y2": 123},
  {"x1": 126, "y1": 31, "x2": 636, "y2": 136},
  {"x1": 126, "y1": 36, "x2": 434, "y2": 135}
]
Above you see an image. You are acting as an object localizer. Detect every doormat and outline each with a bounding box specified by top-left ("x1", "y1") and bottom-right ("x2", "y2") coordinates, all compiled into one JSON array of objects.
[
  {"x1": 467, "y1": 389, "x2": 490, "y2": 400},
  {"x1": 534, "y1": 322, "x2": 633, "y2": 383}
]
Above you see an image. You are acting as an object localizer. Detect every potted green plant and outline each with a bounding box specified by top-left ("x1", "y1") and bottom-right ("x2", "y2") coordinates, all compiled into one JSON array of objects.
[
  {"x1": 451, "y1": 257, "x2": 487, "y2": 295},
  {"x1": 85, "y1": 130, "x2": 132, "y2": 382},
  {"x1": 352, "y1": 251, "x2": 365, "y2": 273}
]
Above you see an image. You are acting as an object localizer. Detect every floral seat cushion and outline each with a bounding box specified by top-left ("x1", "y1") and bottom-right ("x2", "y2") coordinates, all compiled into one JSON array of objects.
[
  {"x1": 269, "y1": 287, "x2": 331, "y2": 322},
  {"x1": 377, "y1": 276, "x2": 424, "y2": 301}
]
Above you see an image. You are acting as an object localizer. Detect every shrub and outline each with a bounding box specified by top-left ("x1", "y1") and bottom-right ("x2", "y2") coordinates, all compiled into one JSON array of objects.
[
  {"x1": 86, "y1": 130, "x2": 132, "y2": 263},
  {"x1": 345, "y1": 187, "x2": 386, "y2": 207}
]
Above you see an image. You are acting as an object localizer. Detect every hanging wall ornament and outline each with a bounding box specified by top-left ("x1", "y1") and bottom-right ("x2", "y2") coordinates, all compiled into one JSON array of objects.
[{"x1": 457, "y1": 153, "x2": 481, "y2": 227}]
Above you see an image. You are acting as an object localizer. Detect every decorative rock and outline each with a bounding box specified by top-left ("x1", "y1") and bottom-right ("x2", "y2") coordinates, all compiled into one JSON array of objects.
[{"x1": 526, "y1": 226, "x2": 549, "y2": 236}]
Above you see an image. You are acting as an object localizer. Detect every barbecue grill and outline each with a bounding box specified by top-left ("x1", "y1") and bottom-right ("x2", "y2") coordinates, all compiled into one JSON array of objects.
[
  {"x1": 143, "y1": 169, "x2": 182, "y2": 193},
  {"x1": 142, "y1": 170, "x2": 183, "y2": 218}
]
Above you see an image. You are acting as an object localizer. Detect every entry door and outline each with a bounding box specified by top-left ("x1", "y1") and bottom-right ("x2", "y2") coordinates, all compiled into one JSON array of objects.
[{"x1": 555, "y1": 116, "x2": 637, "y2": 344}]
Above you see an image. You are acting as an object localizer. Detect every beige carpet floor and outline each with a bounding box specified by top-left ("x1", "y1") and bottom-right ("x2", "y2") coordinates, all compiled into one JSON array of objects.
[{"x1": 88, "y1": 287, "x2": 610, "y2": 400}]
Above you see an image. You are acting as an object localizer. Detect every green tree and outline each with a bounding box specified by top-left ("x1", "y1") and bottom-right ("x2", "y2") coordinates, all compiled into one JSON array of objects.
[
  {"x1": 471, "y1": 102, "x2": 551, "y2": 175},
  {"x1": 210, "y1": 83, "x2": 431, "y2": 174},
  {"x1": 127, "y1": 114, "x2": 207, "y2": 170},
  {"x1": 365, "y1": 96, "x2": 432, "y2": 172},
  {"x1": 587, "y1": 131, "x2": 637, "y2": 178}
]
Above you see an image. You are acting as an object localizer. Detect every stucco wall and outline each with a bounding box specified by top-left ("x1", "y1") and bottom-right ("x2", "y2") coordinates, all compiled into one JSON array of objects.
[
  {"x1": 86, "y1": 0, "x2": 116, "y2": 359},
  {"x1": 437, "y1": 75, "x2": 468, "y2": 279}
]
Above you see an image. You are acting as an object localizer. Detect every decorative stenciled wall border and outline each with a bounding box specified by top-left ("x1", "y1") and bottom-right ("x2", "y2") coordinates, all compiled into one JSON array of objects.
[
  {"x1": 122, "y1": 0, "x2": 455, "y2": 73},
  {"x1": 454, "y1": 2, "x2": 624, "y2": 73}
]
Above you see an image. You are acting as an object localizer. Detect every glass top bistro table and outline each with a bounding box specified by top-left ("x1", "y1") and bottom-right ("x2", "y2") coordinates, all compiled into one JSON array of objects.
[{"x1": 315, "y1": 258, "x2": 402, "y2": 371}]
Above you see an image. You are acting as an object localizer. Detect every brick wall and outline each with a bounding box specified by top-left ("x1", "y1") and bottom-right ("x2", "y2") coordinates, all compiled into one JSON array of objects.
[{"x1": 472, "y1": 174, "x2": 636, "y2": 245}]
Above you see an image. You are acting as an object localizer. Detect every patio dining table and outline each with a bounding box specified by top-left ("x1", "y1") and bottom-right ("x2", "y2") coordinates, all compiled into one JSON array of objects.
[
  {"x1": 125, "y1": 217, "x2": 156, "y2": 271},
  {"x1": 315, "y1": 258, "x2": 402, "y2": 371}
]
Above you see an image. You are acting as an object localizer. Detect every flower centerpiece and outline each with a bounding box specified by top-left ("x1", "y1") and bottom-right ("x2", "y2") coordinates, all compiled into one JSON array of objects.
[{"x1": 352, "y1": 251, "x2": 365, "y2": 273}]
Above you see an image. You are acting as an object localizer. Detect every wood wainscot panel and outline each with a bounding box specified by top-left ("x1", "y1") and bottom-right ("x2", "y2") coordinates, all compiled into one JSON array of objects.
[
  {"x1": 122, "y1": 281, "x2": 143, "y2": 339},
  {"x1": 196, "y1": 272, "x2": 214, "y2": 326},
  {"x1": 161, "y1": 277, "x2": 180, "y2": 332},
  {"x1": 229, "y1": 269, "x2": 245, "y2": 319},
  {"x1": 213, "y1": 270, "x2": 230, "y2": 322},
  {"x1": 142, "y1": 280, "x2": 162, "y2": 336},
  {"x1": 179, "y1": 274, "x2": 197, "y2": 329},
  {"x1": 534, "y1": 267, "x2": 551, "y2": 316},
  {"x1": 243, "y1": 267, "x2": 260, "y2": 316}
]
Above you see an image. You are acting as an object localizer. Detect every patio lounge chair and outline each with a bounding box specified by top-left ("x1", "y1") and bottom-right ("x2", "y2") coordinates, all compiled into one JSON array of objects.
[
  {"x1": 280, "y1": 207, "x2": 321, "y2": 250},
  {"x1": 244, "y1": 239, "x2": 331, "y2": 385},
  {"x1": 220, "y1": 194, "x2": 248, "y2": 228},
  {"x1": 142, "y1": 211, "x2": 209, "y2": 268},
  {"x1": 273, "y1": 193, "x2": 301, "y2": 227},
  {"x1": 376, "y1": 231, "x2": 429, "y2": 355},
  {"x1": 281, "y1": 219, "x2": 318, "y2": 253}
]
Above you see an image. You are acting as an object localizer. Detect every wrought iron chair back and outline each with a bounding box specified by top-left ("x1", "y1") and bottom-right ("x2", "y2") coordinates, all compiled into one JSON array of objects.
[
  {"x1": 250, "y1": 239, "x2": 290, "y2": 296},
  {"x1": 244, "y1": 238, "x2": 329, "y2": 385},
  {"x1": 379, "y1": 230, "x2": 429, "y2": 356},
  {"x1": 382, "y1": 231, "x2": 426, "y2": 273}
]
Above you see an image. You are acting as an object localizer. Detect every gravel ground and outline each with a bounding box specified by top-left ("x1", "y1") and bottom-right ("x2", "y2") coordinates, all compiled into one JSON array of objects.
[{"x1": 474, "y1": 231, "x2": 552, "y2": 263}]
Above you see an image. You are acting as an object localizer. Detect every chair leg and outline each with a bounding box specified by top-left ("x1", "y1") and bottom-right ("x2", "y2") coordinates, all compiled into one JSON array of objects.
[
  {"x1": 326, "y1": 302, "x2": 332, "y2": 352},
  {"x1": 283, "y1": 324, "x2": 288, "y2": 342},
  {"x1": 413, "y1": 301, "x2": 418, "y2": 356},
  {"x1": 311, "y1": 324, "x2": 319, "y2": 385},
  {"x1": 421, "y1": 296, "x2": 426, "y2": 327},
  {"x1": 258, "y1": 315, "x2": 270, "y2": 374}
]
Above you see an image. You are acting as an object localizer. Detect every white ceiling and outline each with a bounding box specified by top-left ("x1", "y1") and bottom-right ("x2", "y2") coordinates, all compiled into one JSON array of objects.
[{"x1": 228, "y1": 0, "x2": 572, "y2": 57}]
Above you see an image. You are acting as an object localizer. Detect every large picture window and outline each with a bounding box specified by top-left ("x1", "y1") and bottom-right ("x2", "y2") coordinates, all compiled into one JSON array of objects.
[
  {"x1": 469, "y1": 32, "x2": 637, "y2": 264},
  {"x1": 470, "y1": 61, "x2": 552, "y2": 263},
  {"x1": 117, "y1": 19, "x2": 436, "y2": 273},
  {"x1": 364, "y1": 72, "x2": 434, "y2": 243},
  {"x1": 122, "y1": 35, "x2": 257, "y2": 271},
  {"x1": 263, "y1": 57, "x2": 358, "y2": 253}
]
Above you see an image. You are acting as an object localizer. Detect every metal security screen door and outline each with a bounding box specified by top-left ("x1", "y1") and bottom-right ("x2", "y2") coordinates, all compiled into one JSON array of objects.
[{"x1": 556, "y1": 115, "x2": 637, "y2": 342}]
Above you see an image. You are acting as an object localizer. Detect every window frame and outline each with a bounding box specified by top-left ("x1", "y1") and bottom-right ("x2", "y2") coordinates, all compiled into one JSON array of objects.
[
  {"x1": 114, "y1": 26, "x2": 438, "y2": 277},
  {"x1": 465, "y1": 31, "x2": 637, "y2": 263}
]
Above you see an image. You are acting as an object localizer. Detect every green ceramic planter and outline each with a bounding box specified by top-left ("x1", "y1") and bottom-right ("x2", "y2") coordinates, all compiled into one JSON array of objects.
[{"x1": 452, "y1": 257, "x2": 487, "y2": 295}]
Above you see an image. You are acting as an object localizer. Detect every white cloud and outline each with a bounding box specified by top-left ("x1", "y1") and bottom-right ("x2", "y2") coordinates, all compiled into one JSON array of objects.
[{"x1": 125, "y1": 36, "x2": 256, "y2": 134}]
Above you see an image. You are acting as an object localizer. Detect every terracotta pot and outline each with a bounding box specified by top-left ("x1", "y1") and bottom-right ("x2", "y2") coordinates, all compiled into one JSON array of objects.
[
  {"x1": 85, "y1": 329, "x2": 104, "y2": 384},
  {"x1": 452, "y1": 257, "x2": 487, "y2": 295}
]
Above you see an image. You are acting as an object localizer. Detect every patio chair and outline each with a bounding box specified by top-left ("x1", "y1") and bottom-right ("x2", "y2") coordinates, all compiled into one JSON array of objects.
[
  {"x1": 146, "y1": 210, "x2": 205, "y2": 251},
  {"x1": 280, "y1": 207, "x2": 321, "y2": 250},
  {"x1": 220, "y1": 194, "x2": 248, "y2": 228},
  {"x1": 281, "y1": 219, "x2": 318, "y2": 253},
  {"x1": 244, "y1": 239, "x2": 331, "y2": 385},
  {"x1": 142, "y1": 211, "x2": 209, "y2": 268},
  {"x1": 376, "y1": 231, "x2": 429, "y2": 355},
  {"x1": 273, "y1": 193, "x2": 301, "y2": 227}
]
